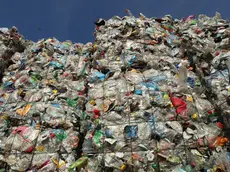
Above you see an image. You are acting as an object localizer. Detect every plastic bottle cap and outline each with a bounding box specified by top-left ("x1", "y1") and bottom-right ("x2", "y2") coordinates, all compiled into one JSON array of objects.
[
  {"x1": 197, "y1": 29, "x2": 201, "y2": 34},
  {"x1": 217, "y1": 122, "x2": 224, "y2": 129}
]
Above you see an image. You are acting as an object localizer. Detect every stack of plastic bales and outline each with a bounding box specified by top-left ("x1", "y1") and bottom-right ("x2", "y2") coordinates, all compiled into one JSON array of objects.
[{"x1": 0, "y1": 11, "x2": 230, "y2": 172}]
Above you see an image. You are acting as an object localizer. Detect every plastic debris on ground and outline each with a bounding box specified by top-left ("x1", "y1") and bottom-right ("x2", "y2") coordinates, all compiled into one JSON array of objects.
[{"x1": 0, "y1": 10, "x2": 230, "y2": 172}]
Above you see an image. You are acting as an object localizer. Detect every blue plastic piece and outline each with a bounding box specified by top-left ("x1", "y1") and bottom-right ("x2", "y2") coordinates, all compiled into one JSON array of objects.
[
  {"x1": 135, "y1": 89, "x2": 142, "y2": 95},
  {"x1": 124, "y1": 125, "x2": 138, "y2": 139}
]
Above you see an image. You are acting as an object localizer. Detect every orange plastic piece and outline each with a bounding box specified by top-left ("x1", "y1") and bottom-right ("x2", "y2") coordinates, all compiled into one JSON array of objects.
[
  {"x1": 16, "y1": 104, "x2": 32, "y2": 116},
  {"x1": 132, "y1": 153, "x2": 144, "y2": 162},
  {"x1": 215, "y1": 137, "x2": 229, "y2": 147}
]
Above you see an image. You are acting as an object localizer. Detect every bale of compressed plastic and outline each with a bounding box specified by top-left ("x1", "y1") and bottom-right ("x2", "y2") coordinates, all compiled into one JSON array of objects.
[
  {"x1": 81, "y1": 11, "x2": 230, "y2": 172},
  {"x1": 0, "y1": 37, "x2": 92, "y2": 171}
]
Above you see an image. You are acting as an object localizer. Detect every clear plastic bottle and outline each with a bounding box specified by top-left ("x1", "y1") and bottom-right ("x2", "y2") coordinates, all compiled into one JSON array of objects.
[
  {"x1": 206, "y1": 122, "x2": 223, "y2": 137},
  {"x1": 125, "y1": 9, "x2": 134, "y2": 17}
]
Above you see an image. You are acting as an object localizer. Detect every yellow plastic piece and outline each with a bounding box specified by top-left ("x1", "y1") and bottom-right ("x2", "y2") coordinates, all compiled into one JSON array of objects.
[
  {"x1": 132, "y1": 30, "x2": 137, "y2": 34},
  {"x1": 163, "y1": 94, "x2": 169, "y2": 99},
  {"x1": 192, "y1": 113, "x2": 198, "y2": 120},
  {"x1": 89, "y1": 100, "x2": 96, "y2": 105},
  {"x1": 52, "y1": 158, "x2": 66, "y2": 169},
  {"x1": 46, "y1": 79, "x2": 56, "y2": 85},
  {"x1": 1, "y1": 115, "x2": 8, "y2": 120},
  {"x1": 120, "y1": 164, "x2": 126, "y2": 171},
  {"x1": 36, "y1": 145, "x2": 45, "y2": 152},
  {"x1": 53, "y1": 90, "x2": 58, "y2": 94}
]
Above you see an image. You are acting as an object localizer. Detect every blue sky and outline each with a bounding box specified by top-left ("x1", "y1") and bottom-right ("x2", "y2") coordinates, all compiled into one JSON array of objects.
[{"x1": 1, "y1": 0, "x2": 230, "y2": 43}]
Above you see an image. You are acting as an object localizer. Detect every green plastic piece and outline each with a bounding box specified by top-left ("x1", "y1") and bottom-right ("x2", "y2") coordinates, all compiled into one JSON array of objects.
[
  {"x1": 55, "y1": 130, "x2": 67, "y2": 142},
  {"x1": 190, "y1": 20, "x2": 197, "y2": 25},
  {"x1": 152, "y1": 164, "x2": 157, "y2": 169},
  {"x1": 93, "y1": 130, "x2": 104, "y2": 148},
  {"x1": 67, "y1": 98, "x2": 77, "y2": 107},
  {"x1": 68, "y1": 156, "x2": 88, "y2": 172}
]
